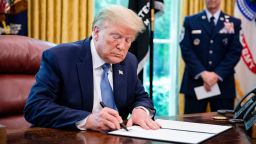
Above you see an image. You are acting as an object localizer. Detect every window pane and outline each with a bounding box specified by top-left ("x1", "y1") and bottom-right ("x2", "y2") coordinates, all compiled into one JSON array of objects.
[
  {"x1": 144, "y1": 43, "x2": 171, "y2": 116},
  {"x1": 154, "y1": 2, "x2": 171, "y2": 39},
  {"x1": 94, "y1": 0, "x2": 128, "y2": 15}
]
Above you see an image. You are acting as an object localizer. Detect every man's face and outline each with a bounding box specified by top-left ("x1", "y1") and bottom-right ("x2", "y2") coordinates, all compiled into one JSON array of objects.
[
  {"x1": 93, "y1": 23, "x2": 136, "y2": 64},
  {"x1": 205, "y1": 0, "x2": 221, "y2": 11}
]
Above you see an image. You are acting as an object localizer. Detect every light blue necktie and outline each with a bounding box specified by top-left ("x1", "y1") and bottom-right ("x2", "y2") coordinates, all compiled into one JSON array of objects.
[{"x1": 100, "y1": 63, "x2": 116, "y2": 109}]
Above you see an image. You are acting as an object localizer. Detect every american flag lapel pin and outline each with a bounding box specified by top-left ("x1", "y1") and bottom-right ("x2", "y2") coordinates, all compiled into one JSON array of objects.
[{"x1": 118, "y1": 70, "x2": 123, "y2": 75}]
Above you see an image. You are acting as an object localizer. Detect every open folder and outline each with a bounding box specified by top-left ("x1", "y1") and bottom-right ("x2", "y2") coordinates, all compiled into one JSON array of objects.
[{"x1": 108, "y1": 119, "x2": 231, "y2": 144}]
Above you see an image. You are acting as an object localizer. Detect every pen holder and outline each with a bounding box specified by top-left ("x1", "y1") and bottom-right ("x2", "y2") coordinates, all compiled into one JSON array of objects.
[{"x1": 0, "y1": 124, "x2": 6, "y2": 144}]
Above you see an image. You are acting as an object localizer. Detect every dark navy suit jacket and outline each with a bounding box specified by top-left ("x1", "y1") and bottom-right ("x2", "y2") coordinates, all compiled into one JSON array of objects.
[
  {"x1": 24, "y1": 38, "x2": 153, "y2": 130},
  {"x1": 180, "y1": 11, "x2": 242, "y2": 99}
]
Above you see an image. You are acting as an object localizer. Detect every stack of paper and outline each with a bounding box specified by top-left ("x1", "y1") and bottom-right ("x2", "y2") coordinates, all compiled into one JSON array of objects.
[{"x1": 108, "y1": 119, "x2": 231, "y2": 144}]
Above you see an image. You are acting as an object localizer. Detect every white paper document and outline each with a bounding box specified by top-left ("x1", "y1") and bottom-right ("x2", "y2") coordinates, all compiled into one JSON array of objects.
[
  {"x1": 156, "y1": 119, "x2": 230, "y2": 134},
  {"x1": 194, "y1": 83, "x2": 221, "y2": 100},
  {"x1": 108, "y1": 119, "x2": 231, "y2": 144}
]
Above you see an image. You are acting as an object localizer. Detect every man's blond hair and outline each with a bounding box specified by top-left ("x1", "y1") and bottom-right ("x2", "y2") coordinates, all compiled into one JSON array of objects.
[{"x1": 92, "y1": 5, "x2": 145, "y2": 34}]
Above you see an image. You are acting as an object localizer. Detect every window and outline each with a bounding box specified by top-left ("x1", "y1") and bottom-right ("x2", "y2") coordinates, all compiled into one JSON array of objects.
[
  {"x1": 143, "y1": 0, "x2": 180, "y2": 116},
  {"x1": 94, "y1": 0, "x2": 180, "y2": 116},
  {"x1": 94, "y1": 0, "x2": 128, "y2": 14}
]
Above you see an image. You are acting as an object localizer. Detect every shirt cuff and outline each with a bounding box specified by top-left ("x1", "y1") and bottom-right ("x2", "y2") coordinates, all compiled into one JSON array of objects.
[
  {"x1": 216, "y1": 74, "x2": 223, "y2": 81},
  {"x1": 76, "y1": 116, "x2": 88, "y2": 130},
  {"x1": 195, "y1": 71, "x2": 204, "y2": 79}
]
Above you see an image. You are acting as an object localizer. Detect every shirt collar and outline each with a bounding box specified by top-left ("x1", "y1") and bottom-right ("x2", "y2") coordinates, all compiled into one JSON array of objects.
[
  {"x1": 90, "y1": 38, "x2": 112, "y2": 70},
  {"x1": 205, "y1": 9, "x2": 221, "y2": 22}
]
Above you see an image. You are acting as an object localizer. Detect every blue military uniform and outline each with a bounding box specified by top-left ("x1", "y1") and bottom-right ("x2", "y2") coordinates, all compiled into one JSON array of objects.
[{"x1": 180, "y1": 10, "x2": 242, "y2": 113}]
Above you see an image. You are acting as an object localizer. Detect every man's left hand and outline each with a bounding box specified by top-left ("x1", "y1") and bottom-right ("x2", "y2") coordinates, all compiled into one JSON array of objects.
[
  {"x1": 126, "y1": 108, "x2": 161, "y2": 130},
  {"x1": 204, "y1": 72, "x2": 219, "y2": 87}
]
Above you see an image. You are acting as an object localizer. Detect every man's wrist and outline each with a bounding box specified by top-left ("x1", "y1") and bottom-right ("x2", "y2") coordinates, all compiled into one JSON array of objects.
[
  {"x1": 195, "y1": 71, "x2": 205, "y2": 80},
  {"x1": 76, "y1": 114, "x2": 90, "y2": 130},
  {"x1": 134, "y1": 106, "x2": 155, "y2": 118},
  {"x1": 213, "y1": 72, "x2": 223, "y2": 81}
]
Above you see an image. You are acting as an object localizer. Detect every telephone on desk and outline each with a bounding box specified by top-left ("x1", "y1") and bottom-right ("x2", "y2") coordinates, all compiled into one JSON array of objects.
[{"x1": 217, "y1": 88, "x2": 256, "y2": 138}]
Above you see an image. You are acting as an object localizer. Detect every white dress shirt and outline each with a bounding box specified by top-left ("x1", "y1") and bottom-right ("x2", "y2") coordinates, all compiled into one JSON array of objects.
[
  {"x1": 205, "y1": 9, "x2": 221, "y2": 25},
  {"x1": 91, "y1": 39, "x2": 114, "y2": 113}
]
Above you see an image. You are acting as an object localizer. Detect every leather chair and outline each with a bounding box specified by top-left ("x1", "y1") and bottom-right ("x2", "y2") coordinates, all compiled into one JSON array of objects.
[{"x1": 0, "y1": 35, "x2": 55, "y2": 133}]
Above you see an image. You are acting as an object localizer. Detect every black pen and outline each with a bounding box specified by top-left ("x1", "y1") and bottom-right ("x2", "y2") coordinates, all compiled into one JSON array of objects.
[{"x1": 100, "y1": 101, "x2": 129, "y2": 131}]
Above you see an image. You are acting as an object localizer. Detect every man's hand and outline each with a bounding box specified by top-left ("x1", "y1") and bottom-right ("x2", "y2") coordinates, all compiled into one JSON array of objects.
[
  {"x1": 207, "y1": 72, "x2": 219, "y2": 86},
  {"x1": 126, "y1": 108, "x2": 161, "y2": 130},
  {"x1": 203, "y1": 82, "x2": 212, "y2": 91},
  {"x1": 201, "y1": 71, "x2": 219, "y2": 91},
  {"x1": 85, "y1": 107, "x2": 123, "y2": 132}
]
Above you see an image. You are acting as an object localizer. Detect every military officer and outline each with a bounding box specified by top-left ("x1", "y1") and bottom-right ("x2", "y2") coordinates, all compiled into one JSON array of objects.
[{"x1": 179, "y1": 0, "x2": 242, "y2": 114}]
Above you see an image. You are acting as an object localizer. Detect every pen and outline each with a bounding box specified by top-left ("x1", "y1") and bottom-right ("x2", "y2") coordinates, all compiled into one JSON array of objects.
[{"x1": 100, "y1": 101, "x2": 129, "y2": 131}]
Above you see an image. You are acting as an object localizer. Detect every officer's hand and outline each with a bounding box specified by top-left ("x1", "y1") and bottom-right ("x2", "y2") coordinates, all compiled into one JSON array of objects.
[
  {"x1": 201, "y1": 71, "x2": 218, "y2": 87},
  {"x1": 85, "y1": 107, "x2": 123, "y2": 132},
  {"x1": 206, "y1": 72, "x2": 219, "y2": 86},
  {"x1": 201, "y1": 71, "x2": 211, "y2": 83},
  {"x1": 204, "y1": 82, "x2": 212, "y2": 91}
]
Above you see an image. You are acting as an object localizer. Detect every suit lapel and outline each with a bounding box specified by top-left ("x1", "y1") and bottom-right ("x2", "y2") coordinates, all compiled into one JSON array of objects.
[
  {"x1": 76, "y1": 38, "x2": 94, "y2": 111},
  {"x1": 113, "y1": 63, "x2": 127, "y2": 111}
]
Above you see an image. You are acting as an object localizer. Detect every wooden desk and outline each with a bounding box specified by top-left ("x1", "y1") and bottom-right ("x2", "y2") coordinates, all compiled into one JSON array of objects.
[{"x1": 6, "y1": 112, "x2": 256, "y2": 144}]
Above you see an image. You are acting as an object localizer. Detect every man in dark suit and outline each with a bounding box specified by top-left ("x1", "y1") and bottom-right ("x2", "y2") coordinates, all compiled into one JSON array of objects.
[
  {"x1": 180, "y1": 0, "x2": 242, "y2": 114},
  {"x1": 24, "y1": 5, "x2": 160, "y2": 131}
]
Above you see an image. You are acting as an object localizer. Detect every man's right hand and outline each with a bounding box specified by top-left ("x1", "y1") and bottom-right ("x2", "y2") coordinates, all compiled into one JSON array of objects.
[
  {"x1": 201, "y1": 71, "x2": 219, "y2": 91},
  {"x1": 203, "y1": 82, "x2": 212, "y2": 91},
  {"x1": 85, "y1": 107, "x2": 123, "y2": 132}
]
